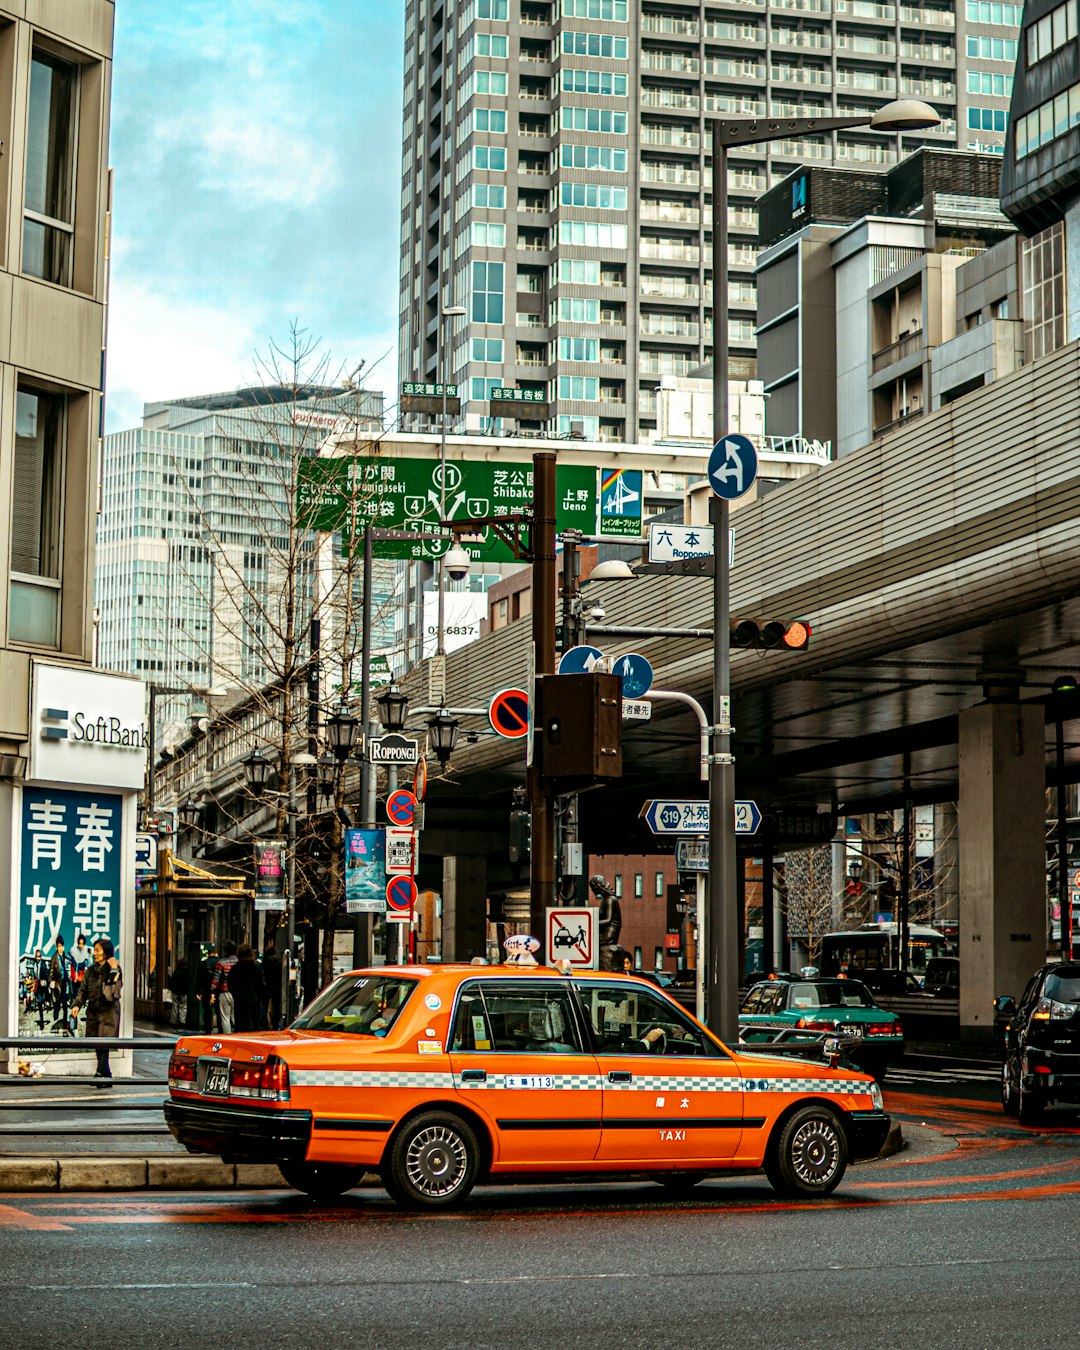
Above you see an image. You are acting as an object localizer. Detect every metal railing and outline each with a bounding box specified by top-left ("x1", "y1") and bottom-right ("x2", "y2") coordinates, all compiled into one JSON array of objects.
[{"x1": 0, "y1": 1035, "x2": 175, "y2": 1136}]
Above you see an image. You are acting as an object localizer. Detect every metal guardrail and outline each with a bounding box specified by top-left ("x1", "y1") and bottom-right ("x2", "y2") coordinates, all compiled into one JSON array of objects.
[{"x1": 0, "y1": 1036, "x2": 176, "y2": 1136}]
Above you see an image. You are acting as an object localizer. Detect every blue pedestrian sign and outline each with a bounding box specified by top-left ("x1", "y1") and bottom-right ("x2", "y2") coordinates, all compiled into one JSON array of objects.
[
  {"x1": 558, "y1": 644, "x2": 605, "y2": 675},
  {"x1": 613, "y1": 652, "x2": 654, "y2": 698},
  {"x1": 641, "y1": 799, "x2": 762, "y2": 836},
  {"x1": 708, "y1": 434, "x2": 758, "y2": 501}
]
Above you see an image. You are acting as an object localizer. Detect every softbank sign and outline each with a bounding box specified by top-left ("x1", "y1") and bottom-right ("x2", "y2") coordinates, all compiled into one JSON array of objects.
[{"x1": 30, "y1": 662, "x2": 148, "y2": 790}]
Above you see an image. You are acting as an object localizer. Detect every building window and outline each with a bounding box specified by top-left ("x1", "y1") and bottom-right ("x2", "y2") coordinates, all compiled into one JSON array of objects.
[
  {"x1": 964, "y1": 1, "x2": 1022, "y2": 24},
  {"x1": 470, "y1": 376, "x2": 502, "y2": 401},
  {"x1": 23, "y1": 50, "x2": 77, "y2": 287},
  {"x1": 966, "y1": 71, "x2": 1013, "y2": 97},
  {"x1": 614, "y1": 874, "x2": 623, "y2": 897},
  {"x1": 561, "y1": 31, "x2": 629, "y2": 59},
  {"x1": 10, "y1": 387, "x2": 65, "y2": 645},
  {"x1": 557, "y1": 259, "x2": 600, "y2": 285},
  {"x1": 471, "y1": 221, "x2": 506, "y2": 247},
  {"x1": 562, "y1": 0, "x2": 628, "y2": 18},
  {"x1": 560, "y1": 145, "x2": 628, "y2": 172},
  {"x1": 1022, "y1": 222, "x2": 1066, "y2": 363},
  {"x1": 966, "y1": 106, "x2": 1008, "y2": 133},
  {"x1": 559, "y1": 183, "x2": 627, "y2": 209},
  {"x1": 473, "y1": 108, "x2": 507, "y2": 133},
  {"x1": 1027, "y1": 2, "x2": 1077, "y2": 65},
  {"x1": 560, "y1": 69, "x2": 628, "y2": 96},
  {"x1": 654, "y1": 946, "x2": 664, "y2": 969},
  {"x1": 471, "y1": 337, "x2": 504, "y2": 362},
  {"x1": 633, "y1": 946, "x2": 643, "y2": 969},
  {"x1": 557, "y1": 375, "x2": 599, "y2": 401},
  {"x1": 557, "y1": 414, "x2": 599, "y2": 438},
  {"x1": 557, "y1": 337, "x2": 599, "y2": 362},
  {"x1": 966, "y1": 35, "x2": 1017, "y2": 59},
  {"x1": 1014, "y1": 84, "x2": 1080, "y2": 158},
  {"x1": 633, "y1": 872, "x2": 643, "y2": 897},
  {"x1": 473, "y1": 184, "x2": 506, "y2": 209},
  {"x1": 557, "y1": 221, "x2": 628, "y2": 248},
  {"x1": 475, "y1": 33, "x2": 509, "y2": 57},
  {"x1": 655, "y1": 871, "x2": 665, "y2": 897},
  {"x1": 473, "y1": 146, "x2": 506, "y2": 171},
  {"x1": 560, "y1": 106, "x2": 628, "y2": 134},
  {"x1": 473, "y1": 71, "x2": 508, "y2": 95},
  {"x1": 471, "y1": 260, "x2": 505, "y2": 323},
  {"x1": 477, "y1": 0, "x2": 509, "y2": 17}
]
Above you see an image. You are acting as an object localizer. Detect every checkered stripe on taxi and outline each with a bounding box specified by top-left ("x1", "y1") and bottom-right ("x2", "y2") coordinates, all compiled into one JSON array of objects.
[
  {"x1": 291, "y1": 1070, "x2": 453, "y2": 1089},
  {"x1": 457, "y1": 1073, "x2": 602, "y2": 1090},
  {"x1": 603, "y1": 1074, "x2": 872, "y2": 1097}
]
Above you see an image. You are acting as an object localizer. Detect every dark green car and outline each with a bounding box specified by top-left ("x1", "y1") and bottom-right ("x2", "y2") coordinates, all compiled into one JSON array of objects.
[{"x1": 739, "y1": 977, "x2": 904, "y2": 1081}]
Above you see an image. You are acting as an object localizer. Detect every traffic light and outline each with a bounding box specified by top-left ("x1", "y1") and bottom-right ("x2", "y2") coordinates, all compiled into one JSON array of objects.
[
  {"x1": 508, "y1": 808, "x2": 531, "y2": 865},
  {"x1": 535, "y1": 673, "x2": 622, "y2": 785},
  {"x1": 729, "y1": 617, "x2": 812, "y2": 651}
]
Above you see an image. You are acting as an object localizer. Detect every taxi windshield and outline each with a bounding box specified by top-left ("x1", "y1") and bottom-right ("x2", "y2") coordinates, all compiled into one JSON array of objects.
[
  {"x1": 292, "y1": 974, "x2": 417, "y2": 1036},
  {"x1": 788, "y1": 981, "x2": 875, "y2": 1010}
]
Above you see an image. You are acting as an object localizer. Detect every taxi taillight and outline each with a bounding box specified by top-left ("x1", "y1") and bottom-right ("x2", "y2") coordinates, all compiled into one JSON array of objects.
[
  {"x1": 797, "y1": 1017, "x2": 834, "y2": 1032},
  {"x1": 229, "y1": 1055, "x2": 291, "y2": 1102},
  {"x1": 168, "y1": 1052, "x2": 197, "y2": 1089}
]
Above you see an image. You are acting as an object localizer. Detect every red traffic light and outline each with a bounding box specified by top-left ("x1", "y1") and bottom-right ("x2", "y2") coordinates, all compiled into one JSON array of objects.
[{"x1": 729, "y1": 617, "x2": 812, "y2": 651}]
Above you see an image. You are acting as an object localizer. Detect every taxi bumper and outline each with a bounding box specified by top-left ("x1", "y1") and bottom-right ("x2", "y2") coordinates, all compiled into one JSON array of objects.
[
  {"x1": 845, "y1": 1109, "x2": 891, "y2": 1160},
  {"x1": 163, "y1": 1097, "x2": 313, "y2": 1162}
]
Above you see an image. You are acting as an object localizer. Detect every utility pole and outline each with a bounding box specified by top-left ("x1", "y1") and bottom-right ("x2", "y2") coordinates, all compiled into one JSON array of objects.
[{"x1": 529, "y1": 451, "x2": 557, "y2": 951}]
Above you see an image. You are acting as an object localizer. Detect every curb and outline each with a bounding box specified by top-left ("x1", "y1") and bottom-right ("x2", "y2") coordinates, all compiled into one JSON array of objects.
[
  {"x1": 0, "y1": 1156, "x2": 290, "y2": 1192},
  {"x1": 879, "y1": 1120, "x2": 904, "y2": 1158}
]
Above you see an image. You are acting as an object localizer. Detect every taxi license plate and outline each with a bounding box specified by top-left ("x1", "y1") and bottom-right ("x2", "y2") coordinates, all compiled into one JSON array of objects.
[{"x1": 201, "y1": 1059, "x2": 230, "y2": 1097}]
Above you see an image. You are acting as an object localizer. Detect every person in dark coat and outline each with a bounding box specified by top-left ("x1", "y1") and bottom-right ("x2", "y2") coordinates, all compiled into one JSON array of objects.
[
  {"x1": 167, "y1": 957, "x2": 190, "y2": 1027},
  {"x1": 70, "y1": 939, "x2": 122, "y2": 1081},
  {"x1": 261, "y1": 940, "x2": 282, "y2": 1030},
  {"x1": 199, "y1": 944, "x2": 219, "y2": 1032},
  {"x1": 33, "y1": 949, "x2": 50, "y2": 1029},
  {"x1": 228, "y1": 945, "x2": 266, "y2": 1032},
  {"x1": 49, "y1": 936, "x2": 76, "y2": 1030}
]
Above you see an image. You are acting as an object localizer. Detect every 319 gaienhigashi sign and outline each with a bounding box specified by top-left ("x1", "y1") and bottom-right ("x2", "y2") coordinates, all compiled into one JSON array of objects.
[{"x1": 17, "y1": 787, "x2": 122, "y2": 1040}]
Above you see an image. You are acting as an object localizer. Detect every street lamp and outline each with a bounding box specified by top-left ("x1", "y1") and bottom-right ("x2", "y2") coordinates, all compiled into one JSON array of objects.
[
  {"x1": 376, "y1": 683, "x2": 409, "y2": 733},
  {"x1": 325, "y1": 703, "x2": 359, "y2": 764},
  {"x1": 179, "y1": 797, "x2": 202, "y2": 832},
  {"x1": 437, "y1": 304, "x2": 468, "y2": 662},
  {"x1": 1051, "y1": 674, "x2": 1078, "y2": 959},
  {"x1": 427, "y1": 707, "x2": 460, "y2": 766},
  {"x1": 707, "y1": 98, "x2": 940, "y2": 1043},
  {"x1": 242, "y1": 748, "x2": 272, "y2": 797}
]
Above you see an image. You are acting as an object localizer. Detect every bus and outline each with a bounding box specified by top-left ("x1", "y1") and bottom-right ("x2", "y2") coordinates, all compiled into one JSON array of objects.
[{"x1": 819, "y1": 922, "x2": 950, "y2": 987}]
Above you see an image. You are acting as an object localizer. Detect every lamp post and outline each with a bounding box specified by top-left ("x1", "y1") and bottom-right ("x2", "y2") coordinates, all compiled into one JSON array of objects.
[
  {"x1": 436, "y1": 304, "x2": 468, "y2": 662},
  {"x1": 1052, "y1": 674, "x2": 1078, "y2": 959},
  {"x1": 708, "y1": 100, "x2": 939, "y2": 1042},
  {"x1": 427, "y1": 708, "x2": 460, "y2": 766}
]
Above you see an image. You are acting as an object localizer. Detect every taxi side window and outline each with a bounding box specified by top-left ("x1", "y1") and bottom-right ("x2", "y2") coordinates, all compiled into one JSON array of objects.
[
  {"x1": 581, "y1": 982, "x2": 717, "y2": 1057},
  {"x1": 451, "y1": 983, "x2": 583, "y2": 1054},
  {"x1": 741, "y1": 985, "x2": 763, "y2": 1013},
  {"x1": 757, "y1": 984, "x2": 783, "y2": 1015}
]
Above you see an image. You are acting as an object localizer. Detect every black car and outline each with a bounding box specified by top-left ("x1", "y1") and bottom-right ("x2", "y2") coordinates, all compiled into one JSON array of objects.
[{"x1": 999, "y1": 963, "x2": 1080, "y2": 1124}]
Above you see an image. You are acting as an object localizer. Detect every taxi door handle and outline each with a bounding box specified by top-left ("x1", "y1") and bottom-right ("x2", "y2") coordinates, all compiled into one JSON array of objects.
[
  {"x1": 460, "y1": 1069, "x2": 487, "y2": 1082},
  {"x1": 607, "y1": 1071, "x2": 632, "y2": 1084}
]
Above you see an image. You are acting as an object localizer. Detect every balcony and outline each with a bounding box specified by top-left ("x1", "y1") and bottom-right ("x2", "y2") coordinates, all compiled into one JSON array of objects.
[
  {"x1": 900, "y1": 76, "x2": 955, "y2": 98},
  {"x1": 705, "y1": 21, "x2": 766, "y2": 41},
  {"x1": 836, "y1": 140, "x2": 898, "y2": 164},
  {"x1": 900, "y1": 5, "x2": 954, "y2": 25},
  {"x1": 641, "y1": 162, "x2": 702, "y2": 187},
  {"x1": 641, "y1": 278, "x2": 704, "y2": 301},
  {"x1": 641, "y1": 51, "x2": 700, "y2": 75},
  {"x1": 640, "y1": 317, "x2": 701, "y2": 339},
  {"x1": 900, "y1": 40, "x2": 955, "y2": 62},
  {"x1": 836, "y1": 69, "x2": 896, "y2": 92},
  {"x1": 872, "y1": 329, "x2": 924, "y2": 372},
  {"x1": 642, "y1": 88, "x2": 701, "y2": 112},
  {"x1": 640, "y1": 240, "x2": 701, "y2": 263},
  {"x1": 641, "y1": 14, "x2": 700, "y2": 36},
  {"x1": 835, "y1": 33, "x2": 896, "y2": 56},
  {"x1": 772, "y1": 27, "x2": 832, "y2": 49},
  {"x1": 874, "y1": 406, "x2": 924, "y2": 436},
  {"x1": 707, "y1": 58, "x2": 767, "y2": 79},
  {"x1": 835, "y1": 0, "x2": 896, "y2": 18},
  {"x1": 772, "y1": 65, "x2": 833, "y2": 86},
  {"x1": 641, "y1": 126, "x2": 701, "y2": 150},
  {"x1": 772, "y1": 0, "x2": 832, "y2": 11},
  {"x1": 773, "y1": 138, "x2": 833, "y2": 159},
  {"x1": 641, "y1": 201, "x2": 701, "y2": 224},
  {"x1": 706, "y1": 93, "x2": 767, "y2": 115}
]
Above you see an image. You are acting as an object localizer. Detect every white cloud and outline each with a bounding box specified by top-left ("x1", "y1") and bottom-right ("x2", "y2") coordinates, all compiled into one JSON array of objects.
[
  {"x1": 104, "y1": 277, "x2": 262, "y2": 432},
  {"x1": 199, "y1": 116, "x2": 339, "y2": 205}
]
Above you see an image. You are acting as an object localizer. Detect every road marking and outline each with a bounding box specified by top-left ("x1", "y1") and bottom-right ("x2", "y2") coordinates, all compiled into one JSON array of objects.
[{"x1": 0, "y1": 1203, "x2": 71, "y2": 1232}]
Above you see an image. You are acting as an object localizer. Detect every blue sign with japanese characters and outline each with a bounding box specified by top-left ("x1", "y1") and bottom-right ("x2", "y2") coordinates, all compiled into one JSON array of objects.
[
  {"x1": 344, "y1": 828, "x2": 386, "y2": 915},
  {"x1": 17, "y1": 787, "x2": 123, "y2": 1040}
]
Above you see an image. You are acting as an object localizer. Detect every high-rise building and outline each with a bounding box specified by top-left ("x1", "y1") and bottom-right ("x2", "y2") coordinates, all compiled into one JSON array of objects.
[
  {"x1": 96, "y1": 386, "x2": 390, "y2": 746},
  {"x1": 398, "y1": 0, "x2": 1021, "y2": 444}
]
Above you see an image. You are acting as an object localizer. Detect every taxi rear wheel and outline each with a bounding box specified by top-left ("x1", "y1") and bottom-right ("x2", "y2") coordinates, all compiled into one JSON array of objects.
[
  {"x1": 278, "y1": 1161, "x2": 365, "y2": 1201},
  {"x1": 384, "y1": 1111, "x2": 480, "y2": 1210},
  {"x1": 764, "y1": 1106, "x2": 848, "y2": 1198}
]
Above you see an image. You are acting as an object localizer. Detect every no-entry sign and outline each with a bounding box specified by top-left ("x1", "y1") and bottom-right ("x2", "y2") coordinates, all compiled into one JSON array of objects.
[{"x1": 488, "y1": 687, "x2": 530, "y2": 739}]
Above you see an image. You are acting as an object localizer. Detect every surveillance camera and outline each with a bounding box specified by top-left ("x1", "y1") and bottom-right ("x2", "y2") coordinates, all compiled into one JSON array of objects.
[
  {"x1": 589, "y1": 604, "x2": 607, "y2": 622},
  {"x1": 444, "y1": 544, "x2": 471, "y2": 581}
]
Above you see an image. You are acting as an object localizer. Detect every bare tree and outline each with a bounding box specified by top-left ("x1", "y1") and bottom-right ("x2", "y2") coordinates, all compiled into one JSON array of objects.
[{"x1": 779, "y1": 845, "x2": 835, "y2": 967}]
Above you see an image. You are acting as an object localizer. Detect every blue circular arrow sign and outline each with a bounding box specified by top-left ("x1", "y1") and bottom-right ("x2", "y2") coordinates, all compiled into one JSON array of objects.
[
  {"x1": 613, "y1": 652, "x2": 654, "y2": 698},
  {"x1": 558, "y1": 644, "x2": 605, "y2": 675},
  {"x1": 708, "y1": 433, "x2": 758, "y2": 501}
]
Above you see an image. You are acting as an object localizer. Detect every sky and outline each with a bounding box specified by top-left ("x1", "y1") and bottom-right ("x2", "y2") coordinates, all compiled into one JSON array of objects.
[{"x1": 105, "y1": 0, "x2": 405, "y2": 432}]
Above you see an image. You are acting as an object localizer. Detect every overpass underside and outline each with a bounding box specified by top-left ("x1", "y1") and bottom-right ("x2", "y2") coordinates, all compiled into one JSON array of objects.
[{"x1": 418, "y1": 341, "x2": 1080, "y2": 1033}]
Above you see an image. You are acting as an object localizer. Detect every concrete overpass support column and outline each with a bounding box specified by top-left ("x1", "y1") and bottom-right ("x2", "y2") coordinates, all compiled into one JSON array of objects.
[
  {"x1": 958, "y1": 703, "x2": 1046, "y2": 1038},
  {"x1": 441, "y1": 856, "x2": 488, "y2": 963}
]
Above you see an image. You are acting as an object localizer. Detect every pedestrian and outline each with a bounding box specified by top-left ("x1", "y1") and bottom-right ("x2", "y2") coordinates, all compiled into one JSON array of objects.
[
  {"x1": 49, "y1": 936, "x2": 75, "y2": 1030},
  {"x1": 32, "y1": 948, "x2": 49, "y2": 1029},
  {"x1": 261, "y1": 939, "x2": 282, "y2": 1030},
  {"x1": 199, "y1": 944, "x2": 219, "y2": 1032},
  {"x1": 167, "y1": 957, "x2": 190, "y2": 1028},
  {"x1": 210, "y1": 940, "x2": 238, "y2": 1033},
  {"x1": 228, "y1": 945, "x2": 266, "y2": 1032},
  {"x1": 70, "y1": 939, "x2": 122, "y2": 1083}
]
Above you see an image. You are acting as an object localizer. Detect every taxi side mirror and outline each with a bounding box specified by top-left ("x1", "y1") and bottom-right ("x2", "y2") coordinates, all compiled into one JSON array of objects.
[{"x1": 823, "y1": 1036, "x2": 841, "y2": 1067}]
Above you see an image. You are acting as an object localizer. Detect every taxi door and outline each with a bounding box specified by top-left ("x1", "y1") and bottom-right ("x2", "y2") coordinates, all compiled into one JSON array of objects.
[
  {"x1": 449, "y1": 977, "x2": 602, "y2": 1167},
  {"x1": 576, "y1": 980, "x2": 744, "y2": 1165}
]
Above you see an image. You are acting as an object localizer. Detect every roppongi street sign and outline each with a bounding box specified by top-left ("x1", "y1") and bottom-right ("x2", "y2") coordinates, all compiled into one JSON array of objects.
[{"x1": 297, "y1": 456, "x2": 604, "y2": 562}]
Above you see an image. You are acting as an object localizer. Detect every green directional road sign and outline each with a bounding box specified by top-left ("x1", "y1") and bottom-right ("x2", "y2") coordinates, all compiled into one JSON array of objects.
[{"x1": 298, "y1": 455, "x2": 599, "y2": 562}]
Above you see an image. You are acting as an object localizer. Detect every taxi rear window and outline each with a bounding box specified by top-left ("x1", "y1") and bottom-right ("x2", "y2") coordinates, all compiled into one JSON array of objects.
[{"x1": 292, "y1": 975, "x2": 417, "y2": 1035}]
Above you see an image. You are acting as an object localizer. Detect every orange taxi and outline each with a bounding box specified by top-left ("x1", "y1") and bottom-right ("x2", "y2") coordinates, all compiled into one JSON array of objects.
[{"x1": 164, "y1": 961, "x2": 890, "y2": 1208}]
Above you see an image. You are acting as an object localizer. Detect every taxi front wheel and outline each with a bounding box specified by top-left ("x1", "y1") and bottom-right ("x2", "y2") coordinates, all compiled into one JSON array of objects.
[
  {"x1": 764, "y1": 1106, "x2": 848, "y2": 1198},
  {"x1": 384, "y1": 1111, "x2": 480, "y2": 1210}
]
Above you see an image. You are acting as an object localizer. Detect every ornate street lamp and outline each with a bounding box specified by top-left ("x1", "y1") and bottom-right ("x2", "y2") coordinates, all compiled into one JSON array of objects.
[
  {"x1": 427, "y1": 707, "x2": 459, "y2": 766},
  {"x1": 325, "y1": 703, "x2": 360, "y2": 764},
  {"x1": 179, "y1": 797, "x2": 201, "y2": 831},
  {"x1": 243, "y1": 748, "x2": 272, "y2": 797},
  {"x1": 317, "y1": 754, "x2": 338, "y2": 808},
  {"x1": 376, "y1": 683, "x2": 409, "y2": 733}
]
